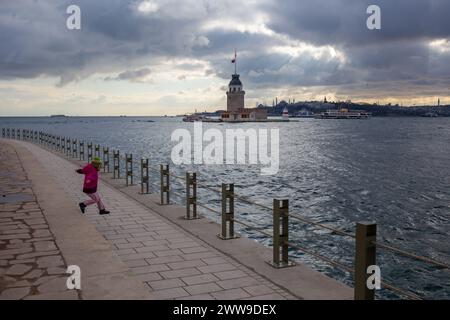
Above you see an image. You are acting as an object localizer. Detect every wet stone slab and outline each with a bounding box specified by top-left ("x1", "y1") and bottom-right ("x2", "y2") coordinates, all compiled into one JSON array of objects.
[{"x1": 0, "y1": 194, "x2": 35, "y2": 204}]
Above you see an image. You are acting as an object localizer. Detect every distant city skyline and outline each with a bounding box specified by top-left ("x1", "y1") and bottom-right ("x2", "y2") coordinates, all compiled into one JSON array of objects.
[{"x1": 1, "y1": 0, "x2": 450, "y2": 116}]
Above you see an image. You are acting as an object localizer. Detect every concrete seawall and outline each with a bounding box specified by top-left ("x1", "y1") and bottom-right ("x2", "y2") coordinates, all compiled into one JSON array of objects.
[{"x1": 1, "y1": 139, "x2": 352, "y2": 300}]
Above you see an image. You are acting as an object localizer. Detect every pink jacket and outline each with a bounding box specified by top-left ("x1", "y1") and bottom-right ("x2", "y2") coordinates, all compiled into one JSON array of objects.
[{"x1": 78, "y1": 164, "x2": 99, "y2": 194}]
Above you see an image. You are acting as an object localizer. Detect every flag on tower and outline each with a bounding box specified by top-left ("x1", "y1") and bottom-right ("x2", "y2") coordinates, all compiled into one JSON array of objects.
[{"x1": 231, "y1": 51, "x2": 236, "y2": 64}]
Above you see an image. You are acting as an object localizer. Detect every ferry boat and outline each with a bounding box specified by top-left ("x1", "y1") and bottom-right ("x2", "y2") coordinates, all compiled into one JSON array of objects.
[
  {"x1": 291, "y1": 108, "x2": 315, "y2": 118},
  {"x1": 422, "y1": 112, "x2": 438, "y2": 117},
  {"x1": 315, "y1": 108, "x2": 371, "y2": 119}
]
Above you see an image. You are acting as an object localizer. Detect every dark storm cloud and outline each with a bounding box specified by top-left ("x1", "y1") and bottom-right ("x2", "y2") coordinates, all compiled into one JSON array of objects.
[
  {"x1": 0, "y1": 0, "x2": 208, "y2": 84},
  {"x1": 1, "y1": 0, "x2": 450, "y2": 99},
  {"x1": 265, "y1": 0, "x2": 450, "y2": 46}
]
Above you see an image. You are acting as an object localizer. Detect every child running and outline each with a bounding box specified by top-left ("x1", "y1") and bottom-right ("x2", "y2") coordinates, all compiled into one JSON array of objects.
[{"x1": 76, "y1": 157, "x2": 110, "y2": 215}]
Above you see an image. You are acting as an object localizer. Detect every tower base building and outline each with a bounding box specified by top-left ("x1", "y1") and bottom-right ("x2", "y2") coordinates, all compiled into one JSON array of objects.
[{"x1": 220, "y1": 73, "x2": 267, "y2": 122}]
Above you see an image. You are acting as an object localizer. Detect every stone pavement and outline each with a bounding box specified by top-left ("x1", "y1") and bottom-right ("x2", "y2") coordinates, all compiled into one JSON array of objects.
[
  {"x1": 0, "y1": 142, "x2": 79, "y2": 300},
  {"x1": 3, "y1": 140, "x2": 297, "y2": 300}
]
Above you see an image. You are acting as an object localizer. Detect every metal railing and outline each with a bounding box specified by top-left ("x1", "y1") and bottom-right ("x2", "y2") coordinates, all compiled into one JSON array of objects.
[{"x1": 3, "y1": 128, "x2": 449, "y2": 300}]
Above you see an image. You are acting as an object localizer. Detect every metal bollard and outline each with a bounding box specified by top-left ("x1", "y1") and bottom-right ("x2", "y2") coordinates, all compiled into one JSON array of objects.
[
  {"x1": 354, "y1": 222, "x2": 377, "y2": 300},
  {"x1": 218, "y1": 183, "x2": 239, "y2": 240},
  {"x1": 140, "y1": 158, "x2": 150, "y2": 194},
  {"x1": 267, "y1": 199, "x2": 295, "y2": 268},
  {"x1": 34, "y1": 131, "x2": 38, "y2": 142},
  {"x1": 6, "y1": 128, "x2": 10, "y2": 139},
  {"x1": 87, "y1": 142, "x2": 93, "y2": 162},
  {"x1": 102, "y1": 147, "x2": 110, "y2": 173},
  {"x1": 185, "y1": 172, "x2": 199, "y2": 220},
  {"x1": 125, "y1": 154, "x2": 133, "y2": 186},
  {"x1": 1, "y1": 128, "x2": 5, "y2": 138},
  {"x1": 95, "y1": 144, "x2": 100, "y2": 158},
  {"x1": 17, "y1": 129, "x2": 21, "y2": 140},
  {"x1": 56, "y1": 136, "x2": 61, "y2": 151},
  {"x1": 61, "y1": 137, "x2": 66, "y2": 153},
  {"x1": 72, "y1": 139, "x2": 78, "y2": 158},
  {"x1": 12, "y1": 128, "x2": 15, "y2": 139},
  {"x1": 66, "y1": 138, "x2": 71, "y2": 155},
  {"x1": 113, "y1": 150, "x2": 120, "y2": 179},
  {"x1": 160, "y1": 164, "x2": 170, "y2": 205},
  {"x1": 79, "y1": 141, "x2": 85, "y2": 160}
]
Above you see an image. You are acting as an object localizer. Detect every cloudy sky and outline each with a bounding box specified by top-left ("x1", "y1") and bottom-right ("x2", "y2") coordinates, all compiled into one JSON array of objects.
[{"x1": 1, "y1": 0, "x2": 450, "y2": 116}]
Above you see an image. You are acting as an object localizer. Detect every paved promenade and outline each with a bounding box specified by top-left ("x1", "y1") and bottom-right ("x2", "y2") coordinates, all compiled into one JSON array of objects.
[
  {"x1": 0, "y1": 143, "x2": 80, "y2": 300},
  {"x1": 1, "y1": 140, "x2": 153, "y2": 300},
  {"x1": 1, "y1": 139, "x2": 353, "y2": 300},
  {"x1": 1, "y1": 140, "x2": 298, "y2": 300}
]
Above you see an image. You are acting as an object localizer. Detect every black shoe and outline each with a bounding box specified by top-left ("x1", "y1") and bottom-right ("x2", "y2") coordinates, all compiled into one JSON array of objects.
[
  {"x1": 79, "y1": 203, "x2": 86, "y2": 214},
  {"x1": 99, "y1": 209, "x2": 110, "y2": 215}
]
